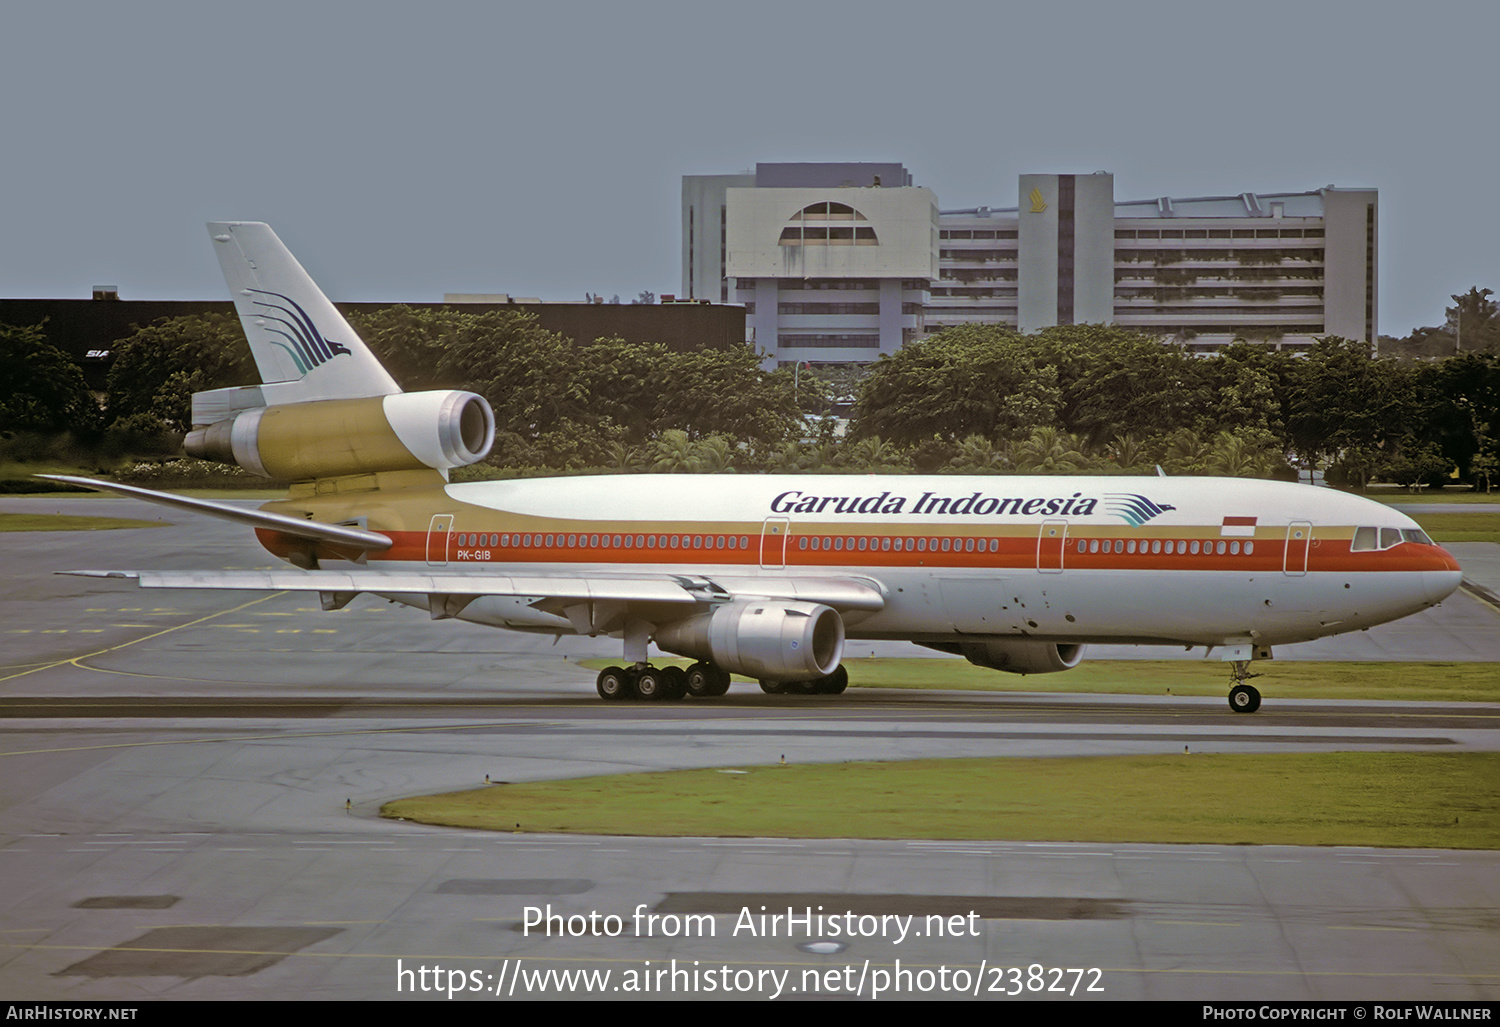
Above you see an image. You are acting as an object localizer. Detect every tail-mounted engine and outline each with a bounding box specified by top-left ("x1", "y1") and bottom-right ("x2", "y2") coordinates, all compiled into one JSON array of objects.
[
  {"x1": 185, "y1": 390, "x2": 495, "y2": 481},
  {"x1": 655, "y1": 598, "x2": 845, "y2": 682}
]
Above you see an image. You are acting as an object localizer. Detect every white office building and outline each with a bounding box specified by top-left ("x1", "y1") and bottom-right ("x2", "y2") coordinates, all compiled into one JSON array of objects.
[{"x1": 683, "y1": 164, "x2": 1376, "y2": 364}]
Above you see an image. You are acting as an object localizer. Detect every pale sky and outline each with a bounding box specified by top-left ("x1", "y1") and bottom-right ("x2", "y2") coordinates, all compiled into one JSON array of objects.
[{"x1": 2, "y1": 0, "x2": 1495, "y2": 336}]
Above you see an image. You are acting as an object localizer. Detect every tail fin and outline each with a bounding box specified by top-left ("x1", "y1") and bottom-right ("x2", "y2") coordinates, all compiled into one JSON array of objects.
[{"x1": 208, "y1": 222, "x2": 400, "y2": 402}]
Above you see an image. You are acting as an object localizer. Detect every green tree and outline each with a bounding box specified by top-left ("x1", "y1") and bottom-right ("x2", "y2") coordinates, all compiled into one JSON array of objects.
[
  {"x1": 1011, "y1": 427, "x2": 1093, "y2": 474},
  {"x1": 0, "y1": 321, "x2": 102, "y2": 436},
  {"x1": 1448, "y1": 287, "x2": 1500, "y2": 353},
  {"x1": 1281, "y1": 337, "x2": 1410, "y2": 472},
  {"x1": 104, "y1": 313, "x2": 251, "y2": 434},
  {"x1": 850, "y1": 325, "x2": 1061, "y2": 445},
  {"x1": 1027, "y1": 324, "x2": 1212, "y2": 445}
]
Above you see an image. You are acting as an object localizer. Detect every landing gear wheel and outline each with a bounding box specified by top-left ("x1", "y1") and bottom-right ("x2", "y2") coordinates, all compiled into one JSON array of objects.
[
  {"x1": 819, "y1": 665, "x2": 849, "y2": 695},
  {"x1": 662, "y1": 665, "x2": 688, "y2": 700},
  {"x1": 708, "y1": 666, "x2": 732, "y2": 696},
  {"x1": 1228, "y1": 683, "x2": 1261, "y2": 714},
  {"x1": 759, "y1": 679, "x2": 787, "y2": 694},
  {"x1": 685, "y1": 662, "x2": 716, "y2": 698},
  {"x1": 635, "y1": 667, "x2": 666, "y2": 701},
  {"x1": 596, "y1": 666, "x2": 632, "y2": 701}
]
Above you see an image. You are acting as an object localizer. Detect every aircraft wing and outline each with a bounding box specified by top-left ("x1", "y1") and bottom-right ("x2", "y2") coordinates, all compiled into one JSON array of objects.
[
  {"x1": 60, "y1": 568, "x2": 886, "y2": 614},
  {"x1": 48, "y1": 475, "x2": 885, "y2": 616}
]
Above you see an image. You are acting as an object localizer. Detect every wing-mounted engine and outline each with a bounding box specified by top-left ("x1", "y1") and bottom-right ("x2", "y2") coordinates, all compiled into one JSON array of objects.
[
  {"x1": 921, "y1": 639, "x2": 1085, "y2": 675},
  {"x1": 185, "y1": 389, "x2": 495, "y2": 481},
  {"x1": 655, "y1": 598, "x2": 845, "y2": 682}
]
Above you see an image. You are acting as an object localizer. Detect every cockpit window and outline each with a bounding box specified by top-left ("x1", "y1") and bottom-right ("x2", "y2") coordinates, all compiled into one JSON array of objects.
[{"x1": 1354, "y1": 525, "x2": 1433, "y2": 550}]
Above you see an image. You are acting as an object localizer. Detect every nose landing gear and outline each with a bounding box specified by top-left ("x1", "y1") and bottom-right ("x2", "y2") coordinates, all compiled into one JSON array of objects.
[{"x1": 1228, "y1": 660, "x2": 1262, "y2": 713}]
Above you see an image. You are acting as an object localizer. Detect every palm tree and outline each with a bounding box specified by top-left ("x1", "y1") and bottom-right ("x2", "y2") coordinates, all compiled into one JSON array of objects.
[
  {"x1": 948, "y1": 435, "x2": 1010, "y2": 474},
  {"x1": 1012, "y1": 427, "x2": 1091, "y2": 474}
]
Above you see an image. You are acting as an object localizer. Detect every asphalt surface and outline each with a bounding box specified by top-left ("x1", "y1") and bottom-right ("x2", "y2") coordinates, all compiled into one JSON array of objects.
[{"x1": 1, "y1": 495, "x2": 1497, "y2": 1002}]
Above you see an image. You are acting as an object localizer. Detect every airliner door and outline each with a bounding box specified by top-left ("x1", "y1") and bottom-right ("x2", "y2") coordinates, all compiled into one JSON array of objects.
[
  {"x1": 761, "y1": 517, "x2": 789, "y2": 569},
  {"x1": 1038, "y1": 520, "x2": 1068, "y2": 573},
  {"x1": 427, "y1": 514, "x2": 454, "y2": 566},
  {"x1": 1283, "y1": 521, "x2": 1311, "y2": 576}
]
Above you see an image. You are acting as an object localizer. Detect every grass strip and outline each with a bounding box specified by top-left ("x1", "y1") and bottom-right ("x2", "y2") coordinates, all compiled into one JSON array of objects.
[
  {"x1": 0, "y1": 512, "x2": 165, "y2": 532},
  {"x1": 381, "y1": 752, "x2": 1500, "y2": 849},
  {"x1": 1404, "y1": 510, "x2": 1500, "y2": 543}
]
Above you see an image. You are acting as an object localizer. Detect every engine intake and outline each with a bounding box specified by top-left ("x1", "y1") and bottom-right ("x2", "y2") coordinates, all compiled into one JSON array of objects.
[
  {"x1": 186, "y1": 391, "x2": 494, "y2": 481},
  {"x1": 655, "y1": 599, "x2": 844, "y2": 682}
]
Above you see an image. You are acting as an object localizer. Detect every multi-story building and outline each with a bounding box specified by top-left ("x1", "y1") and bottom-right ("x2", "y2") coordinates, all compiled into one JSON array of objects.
[
  {"x1": 685, "y1": 163, "x2": 937, "y2": 366},
  {"x1": 684, "y1": 165, "x2": 1377, "y2": 364}
]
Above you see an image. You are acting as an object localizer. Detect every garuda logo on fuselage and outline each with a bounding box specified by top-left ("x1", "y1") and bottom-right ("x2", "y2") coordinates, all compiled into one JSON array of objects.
[
  {"x1": 1105, "y1": 493, "x2": 1177, "y2": 526},
  {"x1": 248, "y1": 289, "x2": 351, "y2": 377}
]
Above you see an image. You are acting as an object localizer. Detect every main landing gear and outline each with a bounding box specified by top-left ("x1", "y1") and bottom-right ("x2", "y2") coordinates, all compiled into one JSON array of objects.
[
  {"x1": 758, "y1": 665, "x2": 849, "y2": 696},
  {"x1": 1227, "y1": 660, "x2": 1262, "y2": 714},
  {"x1": 595, "y1": 661, "x2": 732, "y2": 701}
]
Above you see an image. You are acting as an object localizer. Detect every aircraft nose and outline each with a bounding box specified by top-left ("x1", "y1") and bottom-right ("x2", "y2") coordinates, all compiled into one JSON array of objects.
[{"x1": 1424, "y1": 570, "x2": 1462, "y2": 606}]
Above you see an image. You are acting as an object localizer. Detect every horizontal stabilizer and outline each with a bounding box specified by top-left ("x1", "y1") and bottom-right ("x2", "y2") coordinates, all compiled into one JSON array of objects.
[{"x1": 38, "y1": 475, "x2": 392, "y2": 552}]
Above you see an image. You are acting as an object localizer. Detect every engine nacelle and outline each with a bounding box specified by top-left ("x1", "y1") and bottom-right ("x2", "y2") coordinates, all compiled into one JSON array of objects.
[
  {"x1": 655, "y1": 599, "x2": 845, "y2": 682},
  {"x1": 923, "y1": 640, "x2": 1085, "y2": 675},
  {"x1": 185, "y1": 391, "x2": 495, "y2": 481}
]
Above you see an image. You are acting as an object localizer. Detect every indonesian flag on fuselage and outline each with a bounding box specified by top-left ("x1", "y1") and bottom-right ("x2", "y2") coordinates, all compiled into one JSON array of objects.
[{"x1": 1221, "y1": 516, "x2": 1258, "y2": 538}]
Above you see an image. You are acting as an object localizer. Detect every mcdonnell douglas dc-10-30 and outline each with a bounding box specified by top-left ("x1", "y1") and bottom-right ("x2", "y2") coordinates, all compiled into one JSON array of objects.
[{"x1": 51, "y1": 223, "x2": 1463, "y2": 712}]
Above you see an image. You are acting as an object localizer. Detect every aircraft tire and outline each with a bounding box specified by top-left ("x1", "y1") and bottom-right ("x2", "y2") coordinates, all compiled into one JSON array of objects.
[
  {"x1": 596, "y1": 666, "x2": 632, "y2": 701},
  {"x1": 820, "y1": 666, "x2": 849, "y2": 695},
  {"x1": 635, "y1": 667, "x2": 667, "y2": 701},
  {"x1": 759, "y1": 679, "x2": 787, "y2": 695},
  {"x1": 710, "y1": 667, "x2": 732, "y2": 695},
  {"x1": 1228, "y1": 683, "x2": 1261, "y2": 714},
  {"x1": 685, "y1": 662, "x2": 716, "y2": 698},
  {"x1": 662, "y1": 665, "x2": 688, "y2": 700}
]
